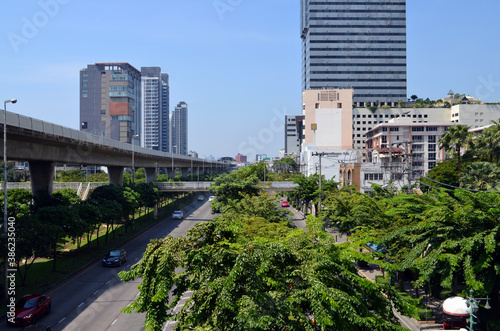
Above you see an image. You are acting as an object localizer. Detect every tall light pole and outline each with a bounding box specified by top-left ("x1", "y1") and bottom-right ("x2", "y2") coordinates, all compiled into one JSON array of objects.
[
  {"x1": 3, "y1": 99, "x2": 16, "y2": 232},
  {"x1": 466, "y1": 289, "x2": 491, "y2": 330},
  {"x1": 3, "y1": 98, "x2": 16, "y2": 302}
]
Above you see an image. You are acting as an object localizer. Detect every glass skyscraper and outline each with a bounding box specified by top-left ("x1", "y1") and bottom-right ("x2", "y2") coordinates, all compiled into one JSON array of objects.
[{"x1": 301, "y1": 0, "x2": 407, "y2": 106}]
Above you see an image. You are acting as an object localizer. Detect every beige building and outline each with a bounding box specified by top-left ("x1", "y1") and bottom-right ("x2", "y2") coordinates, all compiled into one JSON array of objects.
[{"x1": 302, "y1": 89, "x2": 354, "y2": 149}]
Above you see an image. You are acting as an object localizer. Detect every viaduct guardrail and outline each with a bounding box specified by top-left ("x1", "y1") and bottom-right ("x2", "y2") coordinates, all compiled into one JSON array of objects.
[{"x1": 2, "y1": 181, "x2": 298, "y2": 195}]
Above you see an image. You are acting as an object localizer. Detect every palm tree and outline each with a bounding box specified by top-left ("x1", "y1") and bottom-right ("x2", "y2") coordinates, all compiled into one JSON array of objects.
[
  {"x1": 438, "y1": 124, "x2": 471, "y2": 178},
  {"x1": 460, "y1": 162, "x2": 500, "y2": 191},
  {"x1": 475, "y1": 120, "x2": 500, "y2": 163}
]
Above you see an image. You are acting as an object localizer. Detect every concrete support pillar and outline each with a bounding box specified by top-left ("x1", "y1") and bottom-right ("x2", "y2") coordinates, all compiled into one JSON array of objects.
[
  {"x1": 167, "y1": 168, "x2": 176, "y2": 180},
  {"x1": 145, "y1": 167, "x2": 156, "y2": 183},
  {"x1": 181, "y1": 167, "x2": 189, "y2": 178},
  {"x1": 29, "y1": 161, "x2": 55, "y2": 198},
  {"x1": 108, "y1": 166, "x2": 124, "y2": 186}
]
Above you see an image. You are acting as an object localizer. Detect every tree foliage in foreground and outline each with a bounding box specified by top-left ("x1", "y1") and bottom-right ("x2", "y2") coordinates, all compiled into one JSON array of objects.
[{"x1": 120, "y1": 197, "x2": 417, "y2": 331}]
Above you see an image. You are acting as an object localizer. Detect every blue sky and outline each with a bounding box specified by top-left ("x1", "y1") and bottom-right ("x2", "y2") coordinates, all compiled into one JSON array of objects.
[{"x1": 1, "y1": 1, "x2": 499, "y2": 161}]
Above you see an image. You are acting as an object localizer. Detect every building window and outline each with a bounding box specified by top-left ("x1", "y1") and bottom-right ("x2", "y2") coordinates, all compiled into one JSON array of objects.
[
  {"x1": 81, "y1": 122, "x2": 88, "y2": 129},
  {"x1": 428, "y1": 144, "x2": 436, "y2": 151},
  {"x1": 426, "y1": 126, "x2": 438, "y2": 131},
  {"x1": 428, "y1": 153, "x2": 436, "y2": 160},
  {"x1": 428, "y1": 135, "x2": 436, "y2": 143},
  {"x1": 412, "y1": 127, "x2": 424, "y2": 132}
]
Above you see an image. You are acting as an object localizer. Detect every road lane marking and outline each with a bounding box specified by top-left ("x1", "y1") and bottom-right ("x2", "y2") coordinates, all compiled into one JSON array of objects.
[
  {"x1": 58, "y1": 317, "x2": 66, "y2": 324},
  {"x1": 106, "y1": 280, "x2": 111, "y2": 285},
  {"x1": 111, "y1": 318, "x2": 117, "y2": 326},
  {"x1": 78, "y1": 302, "x2": 84, "y2": 308},
  {"x1": 93, "y1": 290, "x2": 99, "y2": 295}
]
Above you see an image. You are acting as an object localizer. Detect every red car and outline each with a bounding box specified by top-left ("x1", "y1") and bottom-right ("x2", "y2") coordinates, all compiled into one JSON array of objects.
[
  {"x1": 8, "y1": 294, "x2": 51, "y2": 326},
  {"x1": 281, "y1": 201, "x2": 290, "y2": 207}
]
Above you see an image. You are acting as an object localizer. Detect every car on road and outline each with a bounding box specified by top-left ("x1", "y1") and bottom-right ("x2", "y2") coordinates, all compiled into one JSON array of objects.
[
  {"x1": 102, "y1": 248, "x2": 127, "y2": 267},
  {"x1": 172, "y1": 210, "x2": 183, "y2": 219},
  {"x1": 208, "y1": 196, "x2": 215, "y2": 202},
  {"x1": 197, "y1": 195, "x2": 205, "y2": 201},
  {"x1": 281, "y1": 201, "x2": 290, "y2": 207},
  {"x1": 8, "y1": 294, "x2": 52, "y2": 326}
]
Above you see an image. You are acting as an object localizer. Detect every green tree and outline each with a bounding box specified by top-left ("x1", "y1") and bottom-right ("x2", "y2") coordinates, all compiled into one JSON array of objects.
[
  {"x1": 87, "y1": 171, "x2": 109, "y2": 182},
  {"x1": 120, "y1": 206, "x2": 417, "y2": 330},
  {"x1": 438, "y1": 124, "x2": 471, "y2": 178},
  {"x1": 272, "y1": 157, "x2": 298, "y2": 175},
  {"x1": 420, "y1": 159, "x2": 460, "y2": 190},
  {"x1": 53, "y1": 188, "x2": 81, "y2": 205},
  {"x1": 460, "y1": 162, "x2": 500, "y2": 191},
  {"x1": 474, "y1": 120, "x2": 500, "y2": 164},
  {"x1": 36, "y1": 205, "x2": 76, "y2": 271},
  {"x1": 55, "y1": 169, "x2": 85, "y2": 182},
  {"x1": 135, "y1": 183, "x2": 160, "y2": 220},
  {"x1": 209, "y1": 171, "x2": 261, "y2": 208}
]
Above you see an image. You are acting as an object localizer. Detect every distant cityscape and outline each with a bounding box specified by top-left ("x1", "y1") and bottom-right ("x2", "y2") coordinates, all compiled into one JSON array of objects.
[{"x1": 77, "y1": 0, "x2": 499, "y2": 189}]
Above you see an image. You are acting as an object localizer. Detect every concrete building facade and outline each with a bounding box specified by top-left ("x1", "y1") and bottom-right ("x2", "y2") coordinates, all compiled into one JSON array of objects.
[
  {"x1": 80, "y1": 63, "x2": 142, "y2": 145},
  {"x1": 171, "y1": 101, "x2": 188, "y2": 155},
  {"x1": 284, "y1": 115, "x2": 304, "y2": 156},
  {"x1": 141, "y1": 67, "x2": 169, "y2": 151},
  {"x1": 302, "y1": 89, "x2": 354, "y2": 149},
  {"x1": 300, "y1": 0, "x2": 407, "y2": 106}
]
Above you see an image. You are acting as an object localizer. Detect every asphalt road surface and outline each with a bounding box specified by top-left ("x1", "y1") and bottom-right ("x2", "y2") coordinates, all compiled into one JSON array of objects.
[{"x1": 1, "y1": 195, "x2": 214, "y2": 331}]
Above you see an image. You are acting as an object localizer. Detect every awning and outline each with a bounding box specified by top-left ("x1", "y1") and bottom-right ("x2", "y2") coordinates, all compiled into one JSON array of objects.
[{"x1": 442, "y1": 297, "x2": 470, "y2": 317}]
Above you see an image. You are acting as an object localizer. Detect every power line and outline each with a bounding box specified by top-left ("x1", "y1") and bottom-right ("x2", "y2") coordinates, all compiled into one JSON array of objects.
[{"x1": 419, "y1": 176, "x2": 500, "y2": 194}]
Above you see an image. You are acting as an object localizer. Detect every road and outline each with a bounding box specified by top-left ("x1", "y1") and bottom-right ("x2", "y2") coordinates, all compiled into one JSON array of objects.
[{"x1": 1, "y1": 195, "x2": 214, "y2": 331}]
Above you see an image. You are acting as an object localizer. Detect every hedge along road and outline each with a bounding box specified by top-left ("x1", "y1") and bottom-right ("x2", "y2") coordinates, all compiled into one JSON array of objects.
[{"x1": 0, "y1": 194, "x2": 214, "y2": 331}]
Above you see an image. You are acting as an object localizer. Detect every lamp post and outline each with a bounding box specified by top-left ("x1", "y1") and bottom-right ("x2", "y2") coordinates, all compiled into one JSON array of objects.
[
  {"x1": 3, "y1": 99, "x2": 16, "y2": 231},
  {"x1": 466, "y1": 289, "x2": 491, "y2": 330},
  {"x1": 3, "y1": 98, "x2": 17, "y2": 302}
]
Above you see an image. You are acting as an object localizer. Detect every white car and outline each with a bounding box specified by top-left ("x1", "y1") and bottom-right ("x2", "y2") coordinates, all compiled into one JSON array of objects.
[
  {"x1": 172, "y1": 210, "x2": 183, "y2": 219},
  {"x1": 208, "y1": 196, "x2": 215, "y2": 202}
]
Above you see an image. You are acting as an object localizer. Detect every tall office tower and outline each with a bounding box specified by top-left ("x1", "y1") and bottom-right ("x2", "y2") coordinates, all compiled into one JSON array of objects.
[
  {"x1": 170, "y1": 101, "x2": 188, "y2": 155},
  {"x1": 284, "y1": 115, "x2": 304, "y2": 156},
  {"x1": 300, "y1": 0, "x2": 407, "y2": 106},
  {"x1": 80, "y1": 63, "x2": 142, "y2": 144},
  {"x1": 141, "y1": 67, "x2": 169, "y2": 151}
]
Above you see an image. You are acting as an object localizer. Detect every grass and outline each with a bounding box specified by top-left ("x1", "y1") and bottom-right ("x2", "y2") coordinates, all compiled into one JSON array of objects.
[{"x1": 1, "y1": 193, "x2": 195, "y2": 311}]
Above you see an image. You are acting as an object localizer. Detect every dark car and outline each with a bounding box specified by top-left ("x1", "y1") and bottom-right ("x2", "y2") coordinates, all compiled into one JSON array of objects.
[
  {"x1": 8, "y1": 294, "x2": 51, "y2": 326},
  {"x1": 102, "y1": 249, "x2": 127, "y2": 267}
]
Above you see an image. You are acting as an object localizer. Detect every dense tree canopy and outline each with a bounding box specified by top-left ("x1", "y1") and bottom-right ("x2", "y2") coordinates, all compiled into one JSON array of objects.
[{"x1": 120, "y1": 194, "x2": 417, "y2": 331}]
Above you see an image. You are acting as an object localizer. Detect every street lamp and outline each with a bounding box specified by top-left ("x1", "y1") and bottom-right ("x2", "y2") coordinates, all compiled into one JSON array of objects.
[
  {"x1": 3, "y1": 99, "x2": 16, "y2": 231},
  {"x1": 3, "y1": 98, "x2": 16, "y2": 302},
  {"x1": 466, "y1": 289, "x2": 491, "y2": 330}
]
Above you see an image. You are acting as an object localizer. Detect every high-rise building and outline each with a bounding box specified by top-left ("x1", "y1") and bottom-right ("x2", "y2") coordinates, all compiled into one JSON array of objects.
[
  {"x1": 80, "y1": 63, "x2": 142, "y2": 144},
  {"x1": 141, "y1": 67, "x2": 169, "y2": 151},
  {"x1": 284, "y1": 115, "x2": 304, "y2": 156},
  {"x1": 300, "y1": 0, "x2": 407, "y2": 106},
  {"x1": 171, "y1": 101, "x2": 188, "y2": 155}
]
